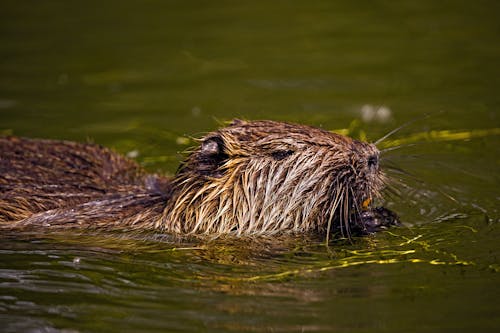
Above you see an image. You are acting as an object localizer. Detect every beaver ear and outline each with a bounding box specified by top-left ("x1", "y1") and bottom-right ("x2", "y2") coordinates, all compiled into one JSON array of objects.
[
  {"x1": 201, "y1": 136, "x2": 225, "y2": 156},
  {"x1": 197, "y1": 136, "x2": 228, "y2": 177}
]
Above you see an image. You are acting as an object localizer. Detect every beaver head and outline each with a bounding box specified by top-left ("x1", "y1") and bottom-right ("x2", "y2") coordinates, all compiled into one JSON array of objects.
[{"x1": 160, "y1": 119, "x2": 385, "y2": 236}]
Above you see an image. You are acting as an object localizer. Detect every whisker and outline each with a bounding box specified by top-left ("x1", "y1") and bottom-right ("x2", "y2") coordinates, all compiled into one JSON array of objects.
[
  {"x1": 382, "y1": 191, "x2": 399, "y2": 204},
  {"x1": 385, "y1": 161, "x2": 463, "y2": 207},
  {"x1": 374, "y1": 112, "x2": 441, "y2": 146},
  {"x1": 431, "y1": 160, "x2": 490, "y2": 181},
  {"x1": 338, "y1": 188, "x2": 346, "y2": 238},
  {"x1": 343, "y1": 188, "x2": 351, "y2": 240},
  {"x1": 384, "y1": 165, "x2": 417, "y2": 179},
  {"x1": 380, "y1": 143, "x2": 419, "y2": 154},
  {"x1": 385, "y1": 176, "x2": 414, "y2": 194},
  {"x1": 349, "y1": 187, "x2": 363, "y2": 231},
  {"x1": 381, "y1": 155, "x2": 425, "y2": 165},
  {"x1": 326, "y1": 183, "x2": 343, "y2": 245},
  {"x1": 384, "y1": 183, "x2": 402, "y2": 198}
]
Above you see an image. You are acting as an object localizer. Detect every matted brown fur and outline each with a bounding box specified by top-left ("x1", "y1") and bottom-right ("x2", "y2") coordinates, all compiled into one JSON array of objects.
[{"x1": 0, "y1": 120, "x2": 388, "y2": 237}]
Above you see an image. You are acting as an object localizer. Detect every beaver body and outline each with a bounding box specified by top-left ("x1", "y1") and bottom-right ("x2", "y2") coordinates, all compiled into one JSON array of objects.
[{"x1": 0, "y1": 120, "x2": 397, "y2": 237}]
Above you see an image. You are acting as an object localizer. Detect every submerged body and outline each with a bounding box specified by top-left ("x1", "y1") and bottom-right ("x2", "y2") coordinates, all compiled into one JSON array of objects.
[{"x1": 0, "y1": 120, "x2": 397, "y2": 237}]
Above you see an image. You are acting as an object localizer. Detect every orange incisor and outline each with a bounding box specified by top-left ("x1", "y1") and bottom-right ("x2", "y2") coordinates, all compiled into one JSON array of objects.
[{"x1": 362, "y1": 198, "x2": 371, "y2": 209}]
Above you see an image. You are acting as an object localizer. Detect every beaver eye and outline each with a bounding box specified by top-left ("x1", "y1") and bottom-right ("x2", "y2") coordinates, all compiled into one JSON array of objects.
[
  {"x1": 367, "y1": 155, "x2": 378, "y2": 168},
  {"x1": 271, "y1": 150, "x2": 294, "y2": 161}
]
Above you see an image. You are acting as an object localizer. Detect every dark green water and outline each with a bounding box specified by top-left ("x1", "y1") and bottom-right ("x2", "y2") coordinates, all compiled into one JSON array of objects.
[{"x1": 1, "y1": 1, "x2": 499, "y2": 332}]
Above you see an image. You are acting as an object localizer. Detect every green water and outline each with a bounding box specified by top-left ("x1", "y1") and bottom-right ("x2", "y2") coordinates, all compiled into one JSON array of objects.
[{"x1": 1, "y1": 1, "x2": 499, "y2": 332}]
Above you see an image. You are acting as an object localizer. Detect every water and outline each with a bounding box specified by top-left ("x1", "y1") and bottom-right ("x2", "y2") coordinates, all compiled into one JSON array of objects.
[{"x1": 1, "y1": 1, "x2": 499, "y2": 332}]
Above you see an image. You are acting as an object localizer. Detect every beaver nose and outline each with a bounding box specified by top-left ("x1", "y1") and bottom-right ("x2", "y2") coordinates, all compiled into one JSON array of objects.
[{"x1": 367, "y1": 155, "x2": 378, "y2": 169}]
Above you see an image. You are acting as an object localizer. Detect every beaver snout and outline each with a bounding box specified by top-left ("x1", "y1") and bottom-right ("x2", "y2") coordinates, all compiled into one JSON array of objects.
[{"x1": 367, "y1": 154, "x2": 379, "y2": 170}]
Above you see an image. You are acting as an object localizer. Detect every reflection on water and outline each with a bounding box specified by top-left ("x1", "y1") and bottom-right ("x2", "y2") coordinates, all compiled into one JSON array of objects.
[
  {"x1": 1, "y1": 221, "x2": 498, "y2": 332},
  {"x1": 1, "y1": 0, "x2": 499, "y2": 332}
]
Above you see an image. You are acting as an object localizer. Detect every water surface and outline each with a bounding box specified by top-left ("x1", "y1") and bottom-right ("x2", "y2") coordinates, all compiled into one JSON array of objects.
[{"x1": 1, "y1": 1, "x2": 499, "y2": 332}]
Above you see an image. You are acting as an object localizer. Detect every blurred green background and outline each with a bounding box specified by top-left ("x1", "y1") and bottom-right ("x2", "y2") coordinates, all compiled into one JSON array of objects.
[{"x1": 1, "y1": 1, "x2": 498, "y2": 170}]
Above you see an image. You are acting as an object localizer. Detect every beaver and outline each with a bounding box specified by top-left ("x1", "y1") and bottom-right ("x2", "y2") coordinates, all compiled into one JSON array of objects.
[{"x1": 0, "y1": 119, "x2": 398, "y2": 238}]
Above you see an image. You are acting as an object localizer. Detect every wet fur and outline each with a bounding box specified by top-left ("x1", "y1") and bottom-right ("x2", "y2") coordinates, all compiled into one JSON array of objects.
[{"x1": 1, "y1": 120, "x2": 387, "y2": 237}]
